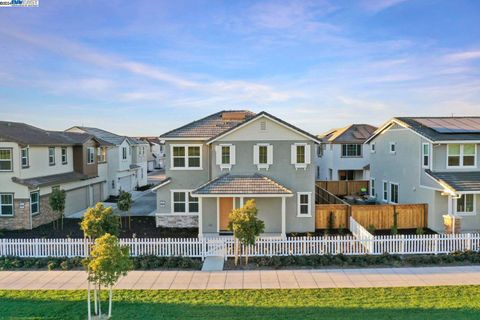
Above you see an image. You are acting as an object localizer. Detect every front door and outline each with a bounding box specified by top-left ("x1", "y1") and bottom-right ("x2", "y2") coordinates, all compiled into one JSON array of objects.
[{"x1": 219, "y1": 197, "x2": 234, "y2": 232}]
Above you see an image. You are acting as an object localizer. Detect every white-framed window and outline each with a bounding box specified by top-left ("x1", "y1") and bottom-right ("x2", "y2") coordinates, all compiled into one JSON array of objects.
[
  {"x1": 215, "y1": 144, "x2": 236, "y2": 170},
  {"x1": 30, "y1": 191, "x2": 39, "y2": 215},
  {"x1": 61, "y1": 147, "x2": 68, "y2": 164},
  {"x1": 316, "y1": 166, "x2": 320, "y2": 179},
  {"x1": 122, "y1": 147, "x2": 127, "y2": 160},
  {"x1": 382, "y1": 181, "x2": 388, "y2": 202},
  {"x1": 291, "y1": 143, "x2": 311, "y2": 169},
  {"x1": 371, "y1": 143, "x2": 376, "y2": 153},
  {"x1": 48, "y1": 147, "x2": 55, "y2": 165},
  {"x1": 172, "y1": 190, "x2": 199, "y2": 214},
  {"x1": 370, "y1": 178, "x2": 375, "y2": 198},
  {"x1": 171, "y1": 145, "x2": 202, "y2": 170},
  {"x1": 341, "y1": 144, "x2": 362, "y2": 157},
  {"x1": 456, "y1": 194, "x2": 475, "y2": 215},
  {"x1": 447, "y1": 144, "x2": 476, "y2": 168},
  {"x1": 97, "y1": 147, "x2": 107, "y2": 162},
  {"x1": 21, "y1": 147, "x2": 29, "y2": 168},
  {"x1": 0, "y1": 148, "x2": 13, "y2": 171},
  {"x1": 253, "y1": 143, "x2": 273, "y2": 170},
  {"x1": 0, "y1": 193, "x2": 14, "y2": 216},
  {"x1": 422, "y1": 143, "x2": 430, "y2": 168},
  {"x1": 389, "y1": 183, "x2": 399, "y2": 204},
  {"x1": 389, "y1": 142, "x2": 396, "y2": 154},
  {"x1": 317, "y1": 145, "x2": 323, "y2": 157},
  {"x1": 297, "y1": 192, "x2": 311, "y2": 217},
  {"x1": 87, "y1": 147, "x2": 95, "y2": 164}
]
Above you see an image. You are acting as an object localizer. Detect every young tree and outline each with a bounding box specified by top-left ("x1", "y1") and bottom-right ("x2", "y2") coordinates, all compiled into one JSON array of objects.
[
  {"x1": 228, "y1": 199, "x2": 265, "y2": 265},
  {"x1": 80, "y1": 203, "x2": 120, "y2": 239},
  {"x1": 84, "y1": 233, "x2": 132, "y2": 319},
  {"x1": 117, "y1": 190, "x2": 133, "y2": 230},
  {"x1": 49, "y1": 188, "x2": 66, "y2": 230}
]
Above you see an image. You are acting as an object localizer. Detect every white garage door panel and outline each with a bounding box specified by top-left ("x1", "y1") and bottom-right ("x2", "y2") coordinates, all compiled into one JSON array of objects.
[
  {"x1": 65, "y1": 187, "x2": 89, "y2": 215},
  {"x1": 118, "y1": 176, "x2": 132, "y2": 193},
  {"x1": 92, "y1": 183, "x2": 103, "y2": 204}
]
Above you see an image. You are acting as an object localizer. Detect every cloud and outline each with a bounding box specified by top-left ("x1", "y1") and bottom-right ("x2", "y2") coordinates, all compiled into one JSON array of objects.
[
  {"x1": 361, "y1": 0, "x2": 410, "y2": 13},
  {"x1": 444, "y1": 50, "x2": 480, "y2": 62}
]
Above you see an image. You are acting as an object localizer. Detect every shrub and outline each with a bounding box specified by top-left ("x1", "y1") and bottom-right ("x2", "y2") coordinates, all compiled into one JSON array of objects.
[
  {"x1": 416, "y1": 227, "x2": 425, "y2": 235},
  {"x1": 367, "y1": 224, "x2": 376, "y2": 234},
  {"x1": 390, "y1": 225, "x2": 398, "y2": 235}
]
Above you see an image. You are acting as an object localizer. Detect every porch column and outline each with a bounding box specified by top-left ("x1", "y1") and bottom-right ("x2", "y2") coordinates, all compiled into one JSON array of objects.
[
  {"x1": 240, "y1": 197, "x2": 244, "y2": 207},
  {"x1": 198, "y1": 198, "x2": 203, "y2": 237},
  {"x1": 281, "y1": 197, "x2": 286, "y2": 238}
]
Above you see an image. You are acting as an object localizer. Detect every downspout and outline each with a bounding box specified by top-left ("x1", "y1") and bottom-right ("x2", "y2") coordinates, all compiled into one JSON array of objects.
[{"x1": 208, "y1": 143, "x2": 212, "y2": 181}]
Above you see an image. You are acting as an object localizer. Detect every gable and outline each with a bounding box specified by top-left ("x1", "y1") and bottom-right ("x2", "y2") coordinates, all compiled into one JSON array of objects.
[{"x1": 213, "y1": 116, "x2": 308, "y2": 142}]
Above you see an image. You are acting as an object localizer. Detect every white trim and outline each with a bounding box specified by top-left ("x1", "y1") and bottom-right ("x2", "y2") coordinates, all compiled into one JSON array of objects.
[
  {"x1": 254, "y1": 143, "x2": 272, "y2": 170},
  {"x1": 151, "y1": 179, "x2": 171, "y2": 191},
  {"x1": 170, "y1": 144, "x2": 203, "y2": 170},
  {"x1": 170, "y1": 190, "x2": 200, "y2": 215},
  {"x1": 365, "y1": 118, "x2": 435, "y2": 144},
  {"x1": 0, "y1": 193, "x2": 14, "y2": 217},
  {"x1": 382, "y1": 180, "x2": 388, "y2": 202},
  {"x1": 21, "y1": 147, "x2": 29, "y2": 168},
  {"x1": 389, "y1": 182, "x2": 399, "y2": 204},
  {"x1": 161, "y1": 137, "x2": 206, "y2": 142},
  {"x1": 30, "y1": 191, "x2": 40, "y2": 216},
  {"x1": 389, "y1": 142, "x2": 396, "y2": 154},
  {"x1": 446, "y1": 143, "x2": 477, "y2": 169},
  {"x1": 193, "y1": 193, "x2": 294, "y2": 198},
  {"x1": 370, "y1": 142, "x2": 376, "y2": 153},
  {"x1": 216, "y1": 197, "x2": 220, "y2": 233},
  {"x1": 422, "y1": 143, "x2": 430, "y2": 169},
  {"x1": 217, "y1": 143, "x2": 235, "y2": 170},
  {"x1": 281, "y1": 197, "x2": 286, "y2": 237},
  {"x1": 455, "y1": 193, "x2": 476, "y2": 216},
  {"x1": 370, "y1": 178, "x2": 376, "y2": 198},
  {"x1": 207, "y1": 113, "x2": 322, "y2": 145},
  {"x1": 291, "y1": 142, "x2": 310, "y2": 170},
  {"x1": 436, "y1": 140, "x2": 480, "y2": 144},
  {"x1": 297, "y1": 192, "x2": 312, "y2": 217}
]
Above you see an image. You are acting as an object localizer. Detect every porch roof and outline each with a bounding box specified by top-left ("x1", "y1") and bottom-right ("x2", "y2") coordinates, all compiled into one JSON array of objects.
[
  {"x1": 191, "y1": 174, "x2": 293, "y2": 196},
  {"x1": 425, "y1": 169, "x2": 480, "y2": 192},
  {"x1": 12, "y1": 171, "x2": 94, "y2": 189}
]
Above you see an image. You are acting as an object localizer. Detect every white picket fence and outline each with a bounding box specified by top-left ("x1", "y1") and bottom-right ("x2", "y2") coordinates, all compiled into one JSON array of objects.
[{"x1": 1, "y1": 233, "x2": 480, "y2": 258}]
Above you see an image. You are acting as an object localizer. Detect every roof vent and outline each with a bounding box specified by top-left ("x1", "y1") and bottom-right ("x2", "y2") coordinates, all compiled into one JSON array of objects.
[{"x1": 221, "y1": 111, "x2": 247, "y2": 121}]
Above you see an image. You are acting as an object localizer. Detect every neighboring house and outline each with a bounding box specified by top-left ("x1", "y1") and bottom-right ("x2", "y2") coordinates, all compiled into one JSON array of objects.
[
  {"x1": 316, "y1": 124, "x2": 377, "y2": 181},
  {"x1": 66, "y1": 127, "x2": 148, "y2": 195},
  {"x1": 0, "y1": 121, "x2": 111, "y2": 230},
  {"x1": 366, "y1": 117, "x2": 480, "y2": 233},
  {"x1": 154, "y1": 110, "x2": 320, "y2": 237},
  {"x1": 138, "y1": 137, "x2": 165, "y2": 170}
]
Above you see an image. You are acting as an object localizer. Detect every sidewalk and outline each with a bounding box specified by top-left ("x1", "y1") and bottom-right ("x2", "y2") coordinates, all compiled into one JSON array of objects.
[{"x1": 1, "y1": 266, "x2": 480, "y2": 290}]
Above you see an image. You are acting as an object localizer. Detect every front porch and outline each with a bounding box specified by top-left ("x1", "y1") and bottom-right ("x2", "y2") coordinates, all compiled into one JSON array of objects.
[{"x1": 191, "y1": 174, "x2": 294, "y2": 237}]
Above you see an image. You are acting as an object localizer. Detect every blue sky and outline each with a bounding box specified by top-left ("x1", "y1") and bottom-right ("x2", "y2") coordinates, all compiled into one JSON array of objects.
[{"x1": 0, "y1": 0, "x2": 479, "y2": 136}]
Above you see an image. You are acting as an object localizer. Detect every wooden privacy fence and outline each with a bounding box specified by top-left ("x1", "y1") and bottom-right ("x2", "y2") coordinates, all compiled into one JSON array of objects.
[
  {"x1": 2, "y1": 233, "x2": 480, "y2": 258},
  {"x1": 315, "y1": 203, "x2": 427, "y2": 230},
  {"x1": 315, "y1": 185, "x2": 349, "y2": 205},
  {"x1": 316, "y1": 180, "x2": 369, "y2": 196}
]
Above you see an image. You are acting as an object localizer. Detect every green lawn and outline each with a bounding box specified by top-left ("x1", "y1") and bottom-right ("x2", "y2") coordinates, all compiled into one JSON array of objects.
[{"x1": 1, "y1": 286, "x2": 480, "y2": 319}]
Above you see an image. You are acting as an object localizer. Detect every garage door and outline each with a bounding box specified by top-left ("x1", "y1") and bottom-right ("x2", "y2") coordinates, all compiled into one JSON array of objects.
[
  {"x1": 148, "y1": 161, "x2": 154, "y2": 171},
  {"x1": 65, "y1": 187, "x2": 89, "y2": 216},
  {"x1": 118, "y1": 176, "x2": 132, "y2": 193},
  {"x1": 92, "y1": 183, "x2": 103, "y2": 205}
]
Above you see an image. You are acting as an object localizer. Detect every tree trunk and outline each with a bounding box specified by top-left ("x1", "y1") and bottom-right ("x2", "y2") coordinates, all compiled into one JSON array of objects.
[
  {"x1": 98, "y1": 283, "x2": 102, "y2": 316},
  {"x1": 245, "y1": 252, "x2": 249, "y2": 266},
  {"x1": 87, "y1": 280, "x2": 91, "y2": 320},
  {"x1": 61, "y1": 214, "x2": 64, "y2": 230},
  {"x1": 108, "y1": 286, "x2": 112, "y2": 318},
  {"x1": 234, "y1": 238, "x2": 239, "y2": 266},
  {"x1": 128, "y1": 212, "x2": 131, "y2": 230},
  {"x1": 94, "y1": 287, "x2": 98, "y2": 315}
]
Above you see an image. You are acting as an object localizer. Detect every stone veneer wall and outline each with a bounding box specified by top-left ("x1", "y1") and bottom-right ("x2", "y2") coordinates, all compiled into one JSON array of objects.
[
  {"x1": 156, "y1": 215, "x2": 199, "y2": 228},
  {"x1": 0, "y1": 195, "x2": 59, "y2": 231}
]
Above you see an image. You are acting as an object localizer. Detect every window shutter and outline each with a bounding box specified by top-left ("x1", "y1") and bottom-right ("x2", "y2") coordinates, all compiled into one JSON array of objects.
[
  {"x1": 215, "y1": 145, "x2": 221, "y2": 165},
  {"x1": 267, "y1": 144, "x2": 273, "y2": 165},
  {"x1": 230, "y1": 145, "x2": 236, "y2": 165},
  {"x1": 305, "y1": 144, "x2": 311, "y2": 164},
  {"x1": 253, "y1": 145, "x2": 259, "y2": 165},
  {"x1": 291, "y1": 144, "x2": 296, "y2": 164}
]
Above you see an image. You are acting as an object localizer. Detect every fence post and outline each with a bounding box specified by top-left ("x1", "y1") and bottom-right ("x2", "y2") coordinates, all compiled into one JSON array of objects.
[
  {"x1": 201, "y1": 237, "x2": 206, "y2": 261},
  {"x1": 1, "y1": 238, "x2": 5, "y2": 257},
  {"x1": 434, "y1": 234, "x2": 438, "y2": 255},
  {"x1": 467, "y1": 233, "x2": 471, "y2": 251}
]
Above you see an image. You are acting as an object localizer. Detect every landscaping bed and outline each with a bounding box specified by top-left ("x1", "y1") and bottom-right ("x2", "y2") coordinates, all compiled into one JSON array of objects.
[
  {"x1": 2, "y1": 286, "x2": 480, "y2": 319},
  {"x1": 224, "y1": 251, "x2": 480, "y2": 270},
  {"x1": 373, "y1": 228, "x2": 437, "y2": 236},
  {"x1": 0, "y1": 217, "x2": 198, "y2": 239}
]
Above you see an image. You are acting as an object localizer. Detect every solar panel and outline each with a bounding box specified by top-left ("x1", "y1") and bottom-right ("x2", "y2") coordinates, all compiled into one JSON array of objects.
[{"x1": 415, "y1": 118, "x2": 480, "y2": 133}]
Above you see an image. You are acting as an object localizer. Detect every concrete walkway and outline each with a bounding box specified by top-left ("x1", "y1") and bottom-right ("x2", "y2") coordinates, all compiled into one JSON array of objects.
[{"x1": 2, "y1": 266, "x2": 480, "y2": 290}]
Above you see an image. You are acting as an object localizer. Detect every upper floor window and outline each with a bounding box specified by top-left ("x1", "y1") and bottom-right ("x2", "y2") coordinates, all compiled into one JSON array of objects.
[
  {"x1": 341, "y1": 144, "x2": 362, "y2": 157},
  {"x1": 297, "y1": 192, "x2": 312, "y2": 217},
  {"x1": 253, "y1": 144, "x2": 273, "y2": 170},
  {"x1": 87, "y1": 147, "x2": 95, "y2": 164},
  {"x1": 382, "y1": 181, "x2": 388, "y2": 202},
  {"x1": 370, "y1": 178, "x2": 375, "y2": 198},
  {"x1": 457, "y1": 194, "x2": 475, "y2": 215},
  {"x1": 0, "y1": 149, "x2": 13, "y2": 171},
  {"x1": 448, "y1": 144, "x2": 476, "y2": 168},
  {"x1": 61, "y1": 147, "x2": 68, "y2": 164},
  {"x1": 291, "y1": 143, "x2": 311, "y2": 169},
  {"x1": 122, "y1": 147, "x2": 127, "y2": 160},
  {"x1": 215, "y1": 144, "x2": 235, "y2": 170},
  {"x1": 0, "y1": 193, "x2": 14, "y2": 216},
  {"x1": 389, "y1": 142, "x2": 396, "y2": 154},
  {"x1": 317, "y1": 145, "x2": 323, "y2": 157},
  {"x1": 21, "y1": 147, "x2": 29, "y2": 168},
  {"x1": 390, "y1": 183, "x2": 399, "y2": 204},
  {"x1": 171, "y1": 145, "x2": 202, "y2": 169},
  {"x1": 371, "y1": 143, "x2": 376, "y2": 153},
  {"x1": 48, "y1": 147, "x2": 55, "y2": 166},
  {"x1": 422, "y1": 143, "x2": 430, "y2": 168},
  {"x1": 97, "y1": 147, "x2": 107, "y2": 162}
]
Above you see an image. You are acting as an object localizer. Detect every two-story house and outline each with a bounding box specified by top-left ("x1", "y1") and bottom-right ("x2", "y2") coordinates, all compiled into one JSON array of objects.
[
  {"x1": 366, "y1": 117, "x2": 480, "y2": 233},
  {"x1": 154, "y1": 110, "x2": 320, "y2": 237},
  {"x1": 66, "y1": 127, "x2": 148, "y2": 196},
  {"x1": 0, "y1": 121, "x2": 111, "y2": 230},
  {"x1": 316, "y1": 124, "x2": 376, "y2": 180},
  {"x1": 137, "y1": 137, "x2": 165, "y2": 171}
]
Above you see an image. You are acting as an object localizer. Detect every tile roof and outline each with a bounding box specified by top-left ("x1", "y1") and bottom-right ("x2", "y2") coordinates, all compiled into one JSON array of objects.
[
  {"x1": 319, "y1": 124, "x2": 377, "y2": 144},
  {"x1": 192, "y1": 174, "x2": 292, "y2": 195},
  {"x1": 160, "y1": 110, "x2": 256, "y2": 139},
  {"x1": 12, "y1": 171, "x2": 94, "y2": 188},
  {"x1": 425, "y1": 170, "x2": 480, "y2": 192},
  {"x1": 395, "y1": 117, "x2": 480, "y2": 141},
  {"x1": 0, "y1": 121, "x2": 102, "y2": 146},
  {"x1": 69, "y1": 126, "x2": 128, "y2": 145}
]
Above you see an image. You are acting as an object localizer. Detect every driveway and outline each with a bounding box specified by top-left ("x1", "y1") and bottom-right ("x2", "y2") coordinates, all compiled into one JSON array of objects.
[{"x1": 117, "y1": 190, "x2": 156, "y2": 217}]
